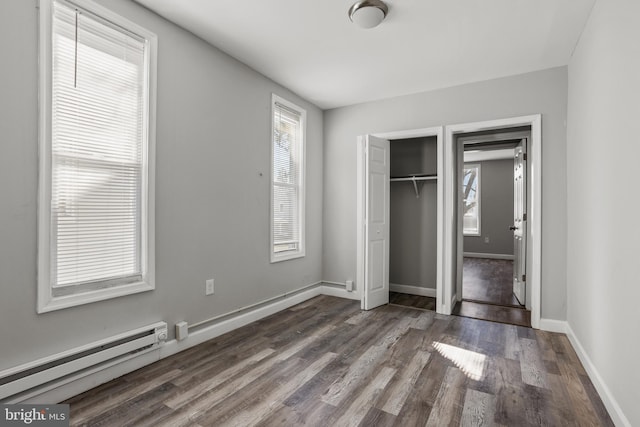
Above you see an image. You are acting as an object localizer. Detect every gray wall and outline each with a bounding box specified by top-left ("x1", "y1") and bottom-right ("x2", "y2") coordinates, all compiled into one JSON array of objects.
[
  {"x1": 463, "y1": 159, "x2": 514, "y2": 255},
  {"x1": 323, "y1": 67, "x2": 568, "y2": 320},
  {"x1": 567, "y1": 0, "x2": 640, "y2": 424},
  {"x1": 389, "y1": 138, "x2": 437, "y2": 289},
  {"x1": 0, "y1": 0, "x2": 323, "y2": 370}
]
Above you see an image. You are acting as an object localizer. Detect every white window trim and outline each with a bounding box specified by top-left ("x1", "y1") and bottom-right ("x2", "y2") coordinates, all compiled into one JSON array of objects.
[
  {"x1": 463, "y1": 163, "x2": 481, "y2": 236},
  {"x1": 37, "y1": 0, "x2": 157, "y2": 313},
  {"x1": 270, "y1": 94, "x2": 306, "y2": 263}
]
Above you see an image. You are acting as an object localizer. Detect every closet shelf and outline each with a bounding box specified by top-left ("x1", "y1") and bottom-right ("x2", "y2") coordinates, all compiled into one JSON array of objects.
[{"x1": 390, "y1": 174, "x2": 437, "y2": 198}]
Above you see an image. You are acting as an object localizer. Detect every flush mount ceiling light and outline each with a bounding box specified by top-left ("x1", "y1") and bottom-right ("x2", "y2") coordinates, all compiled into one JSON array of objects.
[{"x1": 348, "y1": 0, "x2": 389, "y2": 29}]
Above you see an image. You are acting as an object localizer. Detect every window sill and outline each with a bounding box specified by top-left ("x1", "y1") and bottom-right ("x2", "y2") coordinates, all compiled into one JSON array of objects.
[
  {"x1": 270, "y1": 251, "x2": 305, "y2": 264},
  {"x1": 37, "y1": 280, "x2": 154, "y2": 314}
]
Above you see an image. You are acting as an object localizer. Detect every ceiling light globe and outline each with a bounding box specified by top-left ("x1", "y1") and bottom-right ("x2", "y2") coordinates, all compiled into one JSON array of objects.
[{"x1": 349, "y1": 1, "x2": 388, "y2": 29}]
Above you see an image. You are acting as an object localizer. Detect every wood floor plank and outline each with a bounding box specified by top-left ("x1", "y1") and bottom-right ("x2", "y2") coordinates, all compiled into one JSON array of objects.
[
  {"x1": 333, "y1": 366, "x2": 396, "y2": 427},
  {"x1": 425, "y1": 366, "x2": 467, "y2": 427},
  {"x1": 321, "y1": 342, "x2": 390, "y2": 406},
  {"x1": 545, "y1": 372, "x2": 578, "y2": 425},
  {"x1": 70, "y1": 368, "x2": 182, "y2": 424},
  {"x1": 409, "y1": 309, "x2": 435, "y2": 330},
  {"x1": 380, "y1": 350, "x2": 431, "y2": 415},
  {"x1": 164, "y1": 347, "x2": 275, "y2": 408},
  {"x1": 64, "y1": 295, "x2": 613, "y2": 427},
  {"x1": 214, "y1": 352, "x2": 338, "y2": 427},
  {"x1": 461, "y1": 388, "x2": 496, "y2": 427},
  {"x1": 73, "y1": 382, "x2": 179, "y2": 427},
  {"x1": 503, "y1": 325, "x2": 521, "y2": 360},
  {"x1": 519, "y1": 337, "x2": 548, "y2": 388},
  {"x1": 345, "y1": 309, "x2": 374, "y2": 325},
  {"x1": 493, "y1": 386, "x2": 529, "y2": 426},
  {"x1": 578, "y1": 373, "x2": 615, "y2": 427},
  {"x1": 191, "y1": 356, "x2": 310, "y2": 426},
  {"x1": 360, "y1": 407, "x2": 397, "y2": 427},
  {"x1": 556, "y1": 356, "x2": 602, "y2": 427}
]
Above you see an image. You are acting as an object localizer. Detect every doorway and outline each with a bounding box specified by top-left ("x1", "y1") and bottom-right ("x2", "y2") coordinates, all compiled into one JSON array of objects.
[
  {"x1": 445, "y1": 115, "x2": 542, "y2": 328},
  {"x1": 454, "y1": 130, "x2": 531, "y2": 326}
]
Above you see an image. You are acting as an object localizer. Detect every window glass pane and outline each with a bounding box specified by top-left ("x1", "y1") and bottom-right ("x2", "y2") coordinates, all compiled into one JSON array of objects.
[
  {"x1": 271, "y1": 97, "x2": 304, "y2": 260},
  {"x1": 51, "y1": 1, "x2": 145, "y2": 289},
  {"x1": 463, "y1": 165, "x2": 480, "y2": 234}
]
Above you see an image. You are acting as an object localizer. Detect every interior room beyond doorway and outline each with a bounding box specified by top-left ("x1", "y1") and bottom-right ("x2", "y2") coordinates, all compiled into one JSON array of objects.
[{"x1": 456, "y1": 129, "x2": 531, "y2": 327}]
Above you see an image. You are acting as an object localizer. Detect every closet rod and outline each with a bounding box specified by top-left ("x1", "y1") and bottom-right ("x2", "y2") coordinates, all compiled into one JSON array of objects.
[{"x1": 390, "y1": 175, "x2": 437, "y2": 198}]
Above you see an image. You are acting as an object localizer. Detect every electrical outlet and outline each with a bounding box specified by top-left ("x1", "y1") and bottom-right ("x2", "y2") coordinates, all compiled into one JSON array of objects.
[
  {"x1": 484, "y1": 237, "x2": 490, "y2": 243},
  {"x1": 206, "y1": 279, "x2": 214, "y2": 295}
]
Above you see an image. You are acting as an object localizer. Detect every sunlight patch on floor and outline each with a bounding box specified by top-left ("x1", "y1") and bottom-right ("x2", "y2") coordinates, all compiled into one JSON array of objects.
[{"x1": 433, "y1": 341, "x2": 487, "y2": 380}]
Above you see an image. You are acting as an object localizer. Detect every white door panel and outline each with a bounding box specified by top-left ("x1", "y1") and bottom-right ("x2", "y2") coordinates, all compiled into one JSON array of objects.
[
  {"x1": 364, "y1": 135, "x2": 390, "y2": 310},
  {"x1": 512, "y1": 139, "x2": 527, "y2": 305}
]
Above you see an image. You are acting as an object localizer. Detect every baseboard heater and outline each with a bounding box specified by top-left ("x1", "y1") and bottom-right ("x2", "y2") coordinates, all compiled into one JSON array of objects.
[{"x1": 0, "y1": 322, "x2": 168, "y2": 402}]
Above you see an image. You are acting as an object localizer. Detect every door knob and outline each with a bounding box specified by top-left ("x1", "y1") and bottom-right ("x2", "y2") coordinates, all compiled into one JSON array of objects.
[{"x1": 509, "y1": 226, "x2": 517, "y2": 231}]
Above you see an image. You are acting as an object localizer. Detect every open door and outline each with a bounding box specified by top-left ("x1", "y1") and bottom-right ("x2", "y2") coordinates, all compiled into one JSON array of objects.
[
  {"x1": 512, "y1": 139, "x2": 527, "y2": 305},
  {"x1": 363, "y1": 135, "x2": 390, "y2": 310}
]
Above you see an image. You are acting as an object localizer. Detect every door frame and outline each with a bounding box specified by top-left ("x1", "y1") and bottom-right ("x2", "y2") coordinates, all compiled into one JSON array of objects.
[
  {"x1": 444, "y1": 115, "x2": 542, "y2": 328},
  {"x1": 356, "y1": 127, "x2": 444, "y2": 312}
]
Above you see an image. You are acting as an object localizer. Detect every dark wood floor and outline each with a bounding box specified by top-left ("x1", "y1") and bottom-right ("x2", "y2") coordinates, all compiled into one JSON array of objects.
[
  {"x1": 390, "y1": 290, "x2": 531, "y2": 328},
  {"x1": 453, "y1": 300, "x2": 531, "y2": 328},
  {"x1": 461, "y1": 257, "x2": 531, "y2": 327},
  {"x1": 389, "y1": 291, "x2": 436, "y2": 311},
  {"x1": 65, "y1": 295, "x2": 612, "y2": 426},
  {"x1": 463, "y1": 258, "x2": 520, "y2": 307}
]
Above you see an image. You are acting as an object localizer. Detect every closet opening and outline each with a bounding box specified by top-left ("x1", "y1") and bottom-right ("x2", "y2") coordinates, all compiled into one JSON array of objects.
[
  {"x1": 388, "y1": 136, "x2": 438, "y2": 311},
  {"x1": 356, "y1": 127, "x2": 444, "y2": 313}
]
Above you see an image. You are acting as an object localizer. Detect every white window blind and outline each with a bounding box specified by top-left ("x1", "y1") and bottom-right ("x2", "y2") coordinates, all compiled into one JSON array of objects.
[
  {"x1": 42, "y1": 0, "x2": 153, "y2": 303},
  {"x1": 271, "y1": 96, "x2": 305, "y2": 262}
]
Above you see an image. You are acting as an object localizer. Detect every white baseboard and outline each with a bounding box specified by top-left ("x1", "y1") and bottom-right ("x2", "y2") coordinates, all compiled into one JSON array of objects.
[
  {"x1": 538, "y1": 318, "x2": 568, "y2": 333},
  {"x1": 320, "y1": 283, "x2": 360, "y2": 300},
  {"x1": 564, "y1": 324, "x2": 631, "y2": 427},
  {"x1": 463, "y1": 252, "x2": 514, "y2": 260},
  {"x1": 389, "y1": 283, "x2": 436, "y2": 298}
]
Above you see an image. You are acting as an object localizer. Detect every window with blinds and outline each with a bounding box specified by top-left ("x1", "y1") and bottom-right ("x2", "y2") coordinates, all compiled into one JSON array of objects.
[
  {"x1": 271, "y1": 95, "x2": 306, "y2": 262},
  {"x1": 38, "y1": 0, "x2": 157, "y2": 312}
]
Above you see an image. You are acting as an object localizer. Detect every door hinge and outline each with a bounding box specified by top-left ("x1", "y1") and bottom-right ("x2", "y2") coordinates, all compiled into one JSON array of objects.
[
  {"x1": 522, "y1": 274, "x2": 526, "y2": 282},
  {"x1": 523, "y1": 153, "x2": 527, "y2": 161},
  {"x1": 523, "y1": 213, "x2": 527, "y2": 221}
]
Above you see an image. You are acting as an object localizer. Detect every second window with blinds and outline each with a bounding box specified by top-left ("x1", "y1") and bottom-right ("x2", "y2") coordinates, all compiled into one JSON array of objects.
[{"x1": 271, "y1": 95, "x2": 306, "y2": 262}]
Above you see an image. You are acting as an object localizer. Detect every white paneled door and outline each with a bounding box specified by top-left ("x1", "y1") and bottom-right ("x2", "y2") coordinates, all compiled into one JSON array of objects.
[
  {"x1": 512, "y1": 139, "x2": 527, "y2": 305},
  {"x1": 363, "y1": 135, "x2": 390, "y2": 310}
]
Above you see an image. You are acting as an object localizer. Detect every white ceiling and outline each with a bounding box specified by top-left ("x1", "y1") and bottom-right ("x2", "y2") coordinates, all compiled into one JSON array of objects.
[{"x1": 134, "y1": 0, "x2": 595, "y2": 109}]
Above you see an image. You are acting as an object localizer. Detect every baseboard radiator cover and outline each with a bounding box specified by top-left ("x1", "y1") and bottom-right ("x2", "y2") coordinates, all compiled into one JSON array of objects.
[{"x1": 0, "y1": 322, "x2": 168, "y2": 402}]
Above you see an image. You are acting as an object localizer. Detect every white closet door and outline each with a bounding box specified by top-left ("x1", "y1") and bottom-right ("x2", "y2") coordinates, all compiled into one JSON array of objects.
[{"x1": 363, "y1": 135, "x2": 390, "y2": 310}]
